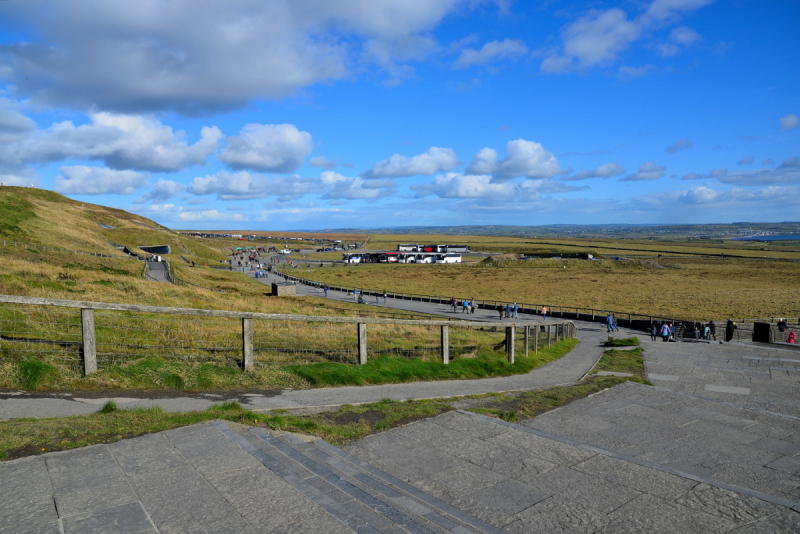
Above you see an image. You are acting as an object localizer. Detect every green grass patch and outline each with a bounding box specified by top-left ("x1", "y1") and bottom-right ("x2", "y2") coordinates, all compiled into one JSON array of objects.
[
  {"x1": 18, "y1": 360, "x2": 62, "y2": 390},
  {"x1": 603, "y1": 337, "x2": 640, "y2": 347},
  {"x1": 592, "y1": 347, "x2": 648, "y2": 381},
  {"x1": 287, "y1": 338, "x2": 578, "y2": 387},
  {"x1": 467, "y1": 375, "x2": 648, "y2": 422}
]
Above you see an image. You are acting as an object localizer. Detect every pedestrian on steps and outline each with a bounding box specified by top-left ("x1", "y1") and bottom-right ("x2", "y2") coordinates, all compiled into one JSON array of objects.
[{"x1": 650, "y1": 323, "x2": 658, "y2": 342}]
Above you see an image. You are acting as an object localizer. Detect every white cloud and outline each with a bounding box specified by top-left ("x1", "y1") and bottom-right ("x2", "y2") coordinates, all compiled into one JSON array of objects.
[
  {"x1": 54, "y1": 166, "x2": 148, "y2": 195},
  {"x1": 309, "y1": 156, "x2": 338, "y2": 169},
  {"x1": 320, "y1": 171, "x2": 396, "y2": 200},
  {"x1": 0, "y1": 1, "x2": 483, "y2": 113},
  {"x1": 541, "y1": 0, "x2": 712, "y2": 73},
  {"x1": 361, "y1": 147, "x2": 460, "y2": 178},
  {"x1": 8, "y1": 112, "x2": 222, "y2": 172},
  {"x1": 737, "y1": 154, "x2": 753, "y2": 165},
  {"x1": 637, "y1": 185, "x2": 800, "y2": 208},
  {"x1": 659, "y1": 26, "x2": 701, "y2": 56},
  {"x1": 564, "y1": 162, "x2": 624, "y2": 181},
  {"x1": 665, "y1": 139, "x2": 692, "y2": 153},
  {"x1": 178, "y1": 210, "x2": 244, "y2": 222},
  {"x1": 678, "y1": 159, "x2": 800, "y2": 185},
  {"x1": 780, "y1": 114, "x2": 799, "y2": 130},
  {"x1": 412, "y1": 173, "x2": 584, "y2": 200},
  {"x1": 465, "y1": 139, "x2": 562, "y2": 181},
  {"x1": 621, "y1": 161, "x2": 666, "y2": 181},
  {"x1": 617, "y1": 64, "x2": 654, "y2": 80},
  {"x1": 188, "y1": 171, "x2": 317, "y2": 201},
  {"x1": 218, "y1": 124, "x2": 312, "y2": 173},
  {"x1": 452, "y1": 38, "x2": 529, "y2": 69},
  {"x1": 134, "y1": 179, "x2": 186, "y2": 204}
]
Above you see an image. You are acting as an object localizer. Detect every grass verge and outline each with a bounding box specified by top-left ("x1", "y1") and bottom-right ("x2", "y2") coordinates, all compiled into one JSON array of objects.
[
  {"x1": 603, "y1": 337, "x2": 640, "y2": 347},
  {"x1": 0, "y1": 398, "x2": 452, "y2": 461},
  {"x1": 592, "y1": 347, "x2": 648, "y2": 381},
  {"x1": 287, "y1": 338, "x2": 578, "y2": 387}
]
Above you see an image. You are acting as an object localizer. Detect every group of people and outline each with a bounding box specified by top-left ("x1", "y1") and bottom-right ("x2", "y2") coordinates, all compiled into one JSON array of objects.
[{"x1": 351, "y1": 289, "x2": 388, "y2": 305}]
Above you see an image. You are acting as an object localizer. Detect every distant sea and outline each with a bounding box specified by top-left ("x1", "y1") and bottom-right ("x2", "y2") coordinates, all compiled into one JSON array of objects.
[{"x1": 732, "y1": 234, "x2": 800, "y2": 241}]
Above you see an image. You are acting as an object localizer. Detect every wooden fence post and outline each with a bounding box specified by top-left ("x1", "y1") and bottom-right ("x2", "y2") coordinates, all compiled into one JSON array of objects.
[
  {"x1": 555, "y1": 323, "x2": 559, "y2": 343},
  {"x1": 441, "y1": 325, "x2": 449, "y2": 364},
  {"x1": 534, "y1": 325, "x2": 539, "y2": 354},
  {"x1": 242, "y1": 318, "x2": 253, "y2": 371},
  {"x1": 505, "y1": 326, "x2": 515, "y2": 364},
  {"x1": 547, "y1": 325, "x2": 552, "y2": 349},
  {"x1": 524, "y1": 326, "x2": 530, "y2": 357},
  {"x1": 357, "y1": 323, "x2": 367, "y2": 364},
  {"x1": 81, "y1": 308, "x2": 97, "y2": 375}
]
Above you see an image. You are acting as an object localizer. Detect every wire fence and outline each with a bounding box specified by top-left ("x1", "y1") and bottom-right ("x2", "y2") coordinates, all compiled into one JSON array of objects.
[{"x1": 0, "y1": 296, "x2": 578, "y2": 375}]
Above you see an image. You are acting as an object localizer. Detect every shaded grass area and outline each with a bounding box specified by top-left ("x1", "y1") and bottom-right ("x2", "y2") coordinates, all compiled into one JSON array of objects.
[
  {"x1": 603, "y1": 337, "x2": 640, "y2": 347},
  {"x1": 287, "y1": 338, "x2": 578, "y2": 387},
  {"x1": 0, "y1": 398, "x2": 452, "y2": 461}
]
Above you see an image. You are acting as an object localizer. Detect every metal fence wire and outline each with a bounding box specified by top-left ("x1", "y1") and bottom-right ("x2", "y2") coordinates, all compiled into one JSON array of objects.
[{"x1": 0, "y1": 303, "x2": 83, "y2": 370}]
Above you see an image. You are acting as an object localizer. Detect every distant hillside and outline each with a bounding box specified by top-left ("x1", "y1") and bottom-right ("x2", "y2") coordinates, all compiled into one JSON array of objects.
[{"x1": 0, "y1": 187, "x2": 225, "y2": 262}]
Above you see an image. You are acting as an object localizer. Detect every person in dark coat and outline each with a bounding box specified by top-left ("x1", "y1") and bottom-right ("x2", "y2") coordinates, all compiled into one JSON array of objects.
[
  {"x1": 725, "y1": 319, "x2": 736, "y2": 342},
  {"x1": 650, "y1": 323, "x2": 658, "y2": 342},
  {"x1": 709, "y1": 320, "x2": 716, "y2": 341}
]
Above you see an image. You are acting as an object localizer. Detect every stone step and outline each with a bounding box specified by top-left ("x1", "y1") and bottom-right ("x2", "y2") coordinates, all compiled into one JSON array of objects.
[
  {"x1": 302, "y1": 435, "x2": 506, "y2": 534},
  {"x1": 250, "y1": 428, "x2": 445, "y2": 533}
]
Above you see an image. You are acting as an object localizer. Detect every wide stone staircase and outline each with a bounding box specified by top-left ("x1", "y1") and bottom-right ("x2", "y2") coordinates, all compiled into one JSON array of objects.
[{"x1": 213, "y1": 421, "x2": 503, "y2": 533}]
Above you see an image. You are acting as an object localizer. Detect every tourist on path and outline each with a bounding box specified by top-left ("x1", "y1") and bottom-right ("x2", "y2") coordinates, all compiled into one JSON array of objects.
[
  {"x1": 505, "y1": 303, "x2": 511, "y2": 319},
  {"x1": 542, "y1": 306, "x2": 547, "y2": 321},
  {"x1": 383, "y1": 291, "x2": 387, "y2": 303},
  {"x1": 471, "y1": 298, "x2": 476, "y2": 314},
  {"x1": 323, "y1": 286, "x2": 328, "y2": 297},
  {"x1": 512, "y1": 302, "x2": 518, "y2": 319},
  {"x1": 709, "y1": 320, "x2": 716, "y2": 341},
  {"x1": 451, "y1": 297, "x2": 457, "y2": 313},
  {"x1": 725, "y1": 319, "x2": 736, "y2": 342},
  {"x1": 606, "y1": 313, "x2": 614, "y2": 333},
  {"x1": 660, "y1": 322, "x2": 670, "y2": 342},
  {"x1": 462, "y1": 299, "x2": 469, "y2": 313},
  {"x1": 497, "y1": 304, "x2": 504, "y2": 320},
  {"x1": 611, "y1": 315, "x2": 619, "y2": 331},
  {"x1": 650, "y1": 323, "x2": 658, "y2": 342}
]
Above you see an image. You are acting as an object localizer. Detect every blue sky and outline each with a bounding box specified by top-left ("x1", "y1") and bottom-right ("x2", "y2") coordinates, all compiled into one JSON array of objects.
[{"x1": 1, "y1": 0, "x2": 798, "y2": 230}]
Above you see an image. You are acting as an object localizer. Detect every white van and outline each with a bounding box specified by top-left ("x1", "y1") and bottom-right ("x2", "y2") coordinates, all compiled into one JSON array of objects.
[{"x1": 279, "y1": 249, "x2": 291, "y2": 254}]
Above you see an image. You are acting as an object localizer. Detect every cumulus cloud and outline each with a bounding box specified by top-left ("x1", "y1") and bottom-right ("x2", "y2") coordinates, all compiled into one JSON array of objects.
[
  {"x1": 564, "y1": 162, "x2": 624, "y2": 181},
  {"x1": 738, "y1": 154, "x2": 754, "y2": 165},
  {"x1": 320, "y1": 171, "x2": 396, "y2": 200},
  {"x1": 621, "y1": 161, "x2": 666, "y2": 181},
  {"x1": 781, "y1": 156, "x2": 800, "y2": 169},
  {"x1": 218, "y1": 124, "x2": 312, "y2": 173},
  {"x1": 541, "y1": 0, "x2": 712, "y2": 73},
  {"x1": 665, "y1": 139, "x2": 692, "y2": 153},
  {"x1": 188, "y1": 171, "x2": 317, "y2": 201},
  {"x1": 309, "y1": 156, "x2": 338, "y2": 169},
  {"x1": 452, "y1": 38, "x2": 529, "y2": 69},
  {"x1": 178, "y1": 210, "x2": 244, "y2": 222},
  {"x1": 361, "y1": 147, "x2": 460, "y2": 178},
  {"x1": 659, "y1": 26, "x2": 701, "y2": 57},
  {"x1": 465, "y1": 139, "x2": 562, "y2": 181},
  {"x1": 412, "y1": 173, "x2": 583, "y2": 200},
  {"x1": 54, "y1": 166, "x2": 148, "y2": 195},
  {"x1": 0, "y1": 1, "x2": 485, "y2": 113},
  {"x1": 762, "y1": 158, "x2": 775, "y2": 166},
  {"x1": 637, "y1": 185, "x2": 800, "y2": 209},
  {"x1": 6, "y1": 112, "x2": 222, "y2": 172},
  {"x1": 134, "y1": 179, "x2": 186, "y2": 204},
  {"x1": 780, "y1": 114, "x2": 799, "y2": 130}
]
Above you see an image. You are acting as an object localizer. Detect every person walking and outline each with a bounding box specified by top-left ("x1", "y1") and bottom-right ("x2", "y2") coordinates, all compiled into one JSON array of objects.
[
  {"x1": 451, "y1": 297, "x2": 457, "y2": 313},
  {"x1": 709, "y1": 320, "x2": 716, "y2": 341},
  {"x1": 376, "y1": 292, "x2": 380, "y2": 304},
  {"x1": 650, "y1": 323, "x2": 658, "y2": 342},
  {"x1": 471, "y1": 298, "x2": 476, "y2": 314},
  {"x1": 353, "y1": 288, "x2": 358, "y2": 301},
  {"x1": 323, "y1": 285, "x2": 328, "y2": 297},
  {"x1": 542, "y1": 306, "x2": 547, "y2": 321},
  {"x1": 606, "y1": 313, "x2": 614, "y2": 333},
  {"x1": 383, "y1": 291, "x2": 387, "y2": 303},
  {"x1": 703, "y1": 324, "x2": 710, "y2": 340},
  {"x1": 512, "y1": 302, "x2": 518, "y2": 319},
  {"x1": 462, "y1": 299, "x2": 469, "y2": 314},
  {"x1": 660, "y1": 322, "x2": 670, "y2": 342},
  {"x1": 505, "y1": 303, "x2": 511, "y2": 319},
  {"x1": 612, "y1": 315, "x2": 619, "y2": 331},
  {"x1": 498, "y1": 304, "x2": 504, "y2": 320},
  {"x1": 725, "y1": 319, "x2": 736, "y2": 342}
]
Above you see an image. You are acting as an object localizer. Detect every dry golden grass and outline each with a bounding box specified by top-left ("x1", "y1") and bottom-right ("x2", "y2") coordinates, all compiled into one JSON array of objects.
[{"x1": 296, "y1": 257, "x2": 800, "y2": 321}]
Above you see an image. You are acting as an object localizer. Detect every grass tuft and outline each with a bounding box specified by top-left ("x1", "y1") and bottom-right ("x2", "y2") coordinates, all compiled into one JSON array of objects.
[
  {"x1": 603, "y1": 337, "x2": 640, "y2": 347},
  {"x1": 18, "y1": 360, "x2": 61, "y2": 390},
  {"x1": 99, "y1": 400, "x2": 117, "y2": 413}
]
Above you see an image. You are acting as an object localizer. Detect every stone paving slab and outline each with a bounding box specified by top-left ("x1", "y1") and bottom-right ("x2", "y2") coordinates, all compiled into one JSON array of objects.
[{"x1": 345, "y1": 410, "x2": 800, "y2": 532}]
